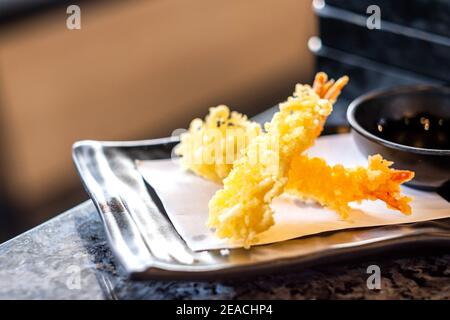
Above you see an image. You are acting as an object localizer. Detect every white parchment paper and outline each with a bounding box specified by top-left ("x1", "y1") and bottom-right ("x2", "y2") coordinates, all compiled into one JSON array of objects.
[{"x1": 136, "y1": 134, "x2": 450, "y2": 251}]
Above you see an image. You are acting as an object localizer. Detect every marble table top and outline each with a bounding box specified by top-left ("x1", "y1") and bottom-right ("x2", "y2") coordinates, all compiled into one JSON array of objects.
[{"x1": 0, "y1": 200, "x2": 449, "y2": 300}]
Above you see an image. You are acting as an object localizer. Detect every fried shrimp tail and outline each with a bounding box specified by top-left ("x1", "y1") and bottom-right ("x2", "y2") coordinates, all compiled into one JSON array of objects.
[
  {"x1": 313, "y1": 72, "x2": 349, "y2": 104},
  {"x1": 285, "y1": 154, "x2": 415, "y2": 218},
  {"x1": 208, "y1": 84, "x2": 334, "y2": 246},
  {"x1": 312, "y1": 72, "x2": 328, "y2": 94}
]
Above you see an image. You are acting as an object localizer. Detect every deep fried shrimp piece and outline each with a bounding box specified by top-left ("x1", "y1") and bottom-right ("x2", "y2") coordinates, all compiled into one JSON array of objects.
[
  {"x1": 285, "y1": 154, "x2": 414, "y2": 218},
  {"x1": 289, "y1": 74, "x2": 412, "y2": 217},
  {"x1": 175, "y1": 105, "x2": 261, "y2": 183},
  {"x1": 208, "y1": 85, "x2": 334, "y2": 245}
]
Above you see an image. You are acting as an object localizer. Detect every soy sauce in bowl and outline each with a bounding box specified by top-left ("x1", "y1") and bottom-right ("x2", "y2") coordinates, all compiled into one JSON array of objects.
[
  {"x1": 347, "y1": 85, "x2": 450, "y2": 190},
  {"x1": 376, "y1": 113, "x2": 450, "y2": 150}
]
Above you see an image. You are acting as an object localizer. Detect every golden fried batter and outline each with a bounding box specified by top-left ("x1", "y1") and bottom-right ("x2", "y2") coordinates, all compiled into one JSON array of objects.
[
  {"x1": 285, "y1": 154, "x2": 414, "y2": 218},
  {"x1": 175, "y1": 105, "x2": 261, "y2": 183},
  {"x1": 208, "y1": 85, "x2": 333, "y2": 246}
]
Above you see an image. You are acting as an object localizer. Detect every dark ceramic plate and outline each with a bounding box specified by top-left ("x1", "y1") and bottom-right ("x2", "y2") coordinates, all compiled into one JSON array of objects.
[{"x1": 72, "y1": 132, "x2": 450, "y2": 280}]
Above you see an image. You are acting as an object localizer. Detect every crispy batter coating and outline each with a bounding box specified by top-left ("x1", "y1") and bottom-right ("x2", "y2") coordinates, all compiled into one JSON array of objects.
[
  {"x1": 285, "y1": 154, "x2": 414, "y2": 218},
  {"x1": 175, "y1": 72, "x2": 414, "y2": 247},
  {"x1": 208, "y1": 85, "x2": 333, "y2": 246},
  {"x1": 175, "y1": 105, "x2": 261, "y2": 183}
]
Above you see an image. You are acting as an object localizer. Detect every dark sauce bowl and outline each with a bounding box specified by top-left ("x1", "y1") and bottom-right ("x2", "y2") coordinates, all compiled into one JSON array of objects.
[{"x1": 347, "y1": 85, "x2": 450, "y2": 191}]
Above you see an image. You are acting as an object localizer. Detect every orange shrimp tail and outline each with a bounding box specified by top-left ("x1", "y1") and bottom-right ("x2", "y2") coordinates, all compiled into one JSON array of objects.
[
  {"x1": 313, "y1": 72, "x2": 349, "y2": 104},
  {"x1": 373, "y1": 169, "x2": 415, "y2": 215}
]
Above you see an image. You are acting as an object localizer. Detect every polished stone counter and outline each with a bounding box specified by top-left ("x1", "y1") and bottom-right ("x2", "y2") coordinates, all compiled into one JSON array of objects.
[{"x1": 0, "y1": 201, "x2": 449, "y2": 300}]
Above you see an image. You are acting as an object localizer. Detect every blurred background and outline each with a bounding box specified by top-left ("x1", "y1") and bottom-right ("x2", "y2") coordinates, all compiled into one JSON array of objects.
[
  {"x1": 0, "y1": 0, "x2": 448, "y2": 242},
  {"x1": 0, "y1": 0, "x2": 316, "y2": 241}
]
